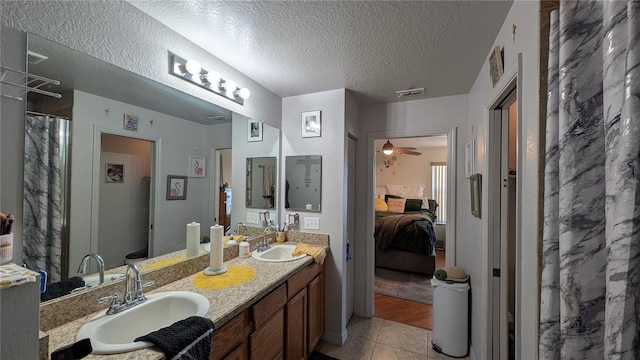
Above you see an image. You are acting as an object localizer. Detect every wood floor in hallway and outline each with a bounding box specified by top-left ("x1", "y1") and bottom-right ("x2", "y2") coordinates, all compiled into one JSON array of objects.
[{"x1": 373, "y1": 250, "x2": 445, "y2": 331}]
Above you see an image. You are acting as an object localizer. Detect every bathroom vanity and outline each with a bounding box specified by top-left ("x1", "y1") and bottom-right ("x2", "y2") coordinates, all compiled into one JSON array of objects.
[{"x1": 42, "y1": 237, "x2": 328, "y2": 360}]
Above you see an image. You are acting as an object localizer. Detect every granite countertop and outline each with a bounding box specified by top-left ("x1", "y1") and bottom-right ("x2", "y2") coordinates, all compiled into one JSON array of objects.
[{"x1": 46, "y1": 244, "x2": 319, "y2": 359}]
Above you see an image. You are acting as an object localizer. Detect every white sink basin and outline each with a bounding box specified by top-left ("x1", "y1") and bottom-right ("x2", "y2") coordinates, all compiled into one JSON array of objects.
[
  {"x1": 251, "y1": 244, "x2": 307, "y2": 263},
  {"x1": 83, "y1": 273, "x2": 124, "y2": 288},
  {"x1": 76, "y1": 291, "x2": 209, "y2": 354}
]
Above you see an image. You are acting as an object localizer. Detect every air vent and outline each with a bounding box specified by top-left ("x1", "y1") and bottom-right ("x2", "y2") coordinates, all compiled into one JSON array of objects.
[
  {"x1": 27, "y1": 51, "x2": 48, "y2": 65},
  {"x1": 395, "y1": 87, "x2": 424, "y2": 98}
]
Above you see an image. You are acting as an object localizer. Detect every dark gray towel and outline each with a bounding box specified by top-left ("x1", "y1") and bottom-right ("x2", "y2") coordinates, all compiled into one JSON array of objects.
[
  {"x1": 135, "y1": 316, "x2": 214, "y2": 360},
  {"x1": 41, "y1": 276, "x2": 85, "y2": 301}
]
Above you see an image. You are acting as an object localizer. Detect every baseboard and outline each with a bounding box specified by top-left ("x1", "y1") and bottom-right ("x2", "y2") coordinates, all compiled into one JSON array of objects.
[{"x1": 322, "y1": 328, "x2": 348, "y2": 346}]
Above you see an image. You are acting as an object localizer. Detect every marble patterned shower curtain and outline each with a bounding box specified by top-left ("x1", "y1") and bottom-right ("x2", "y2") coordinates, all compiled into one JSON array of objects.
[
  {"x1": 23, "y1": 115, "x2": 67, "y2": 282},
  {"x1": 540, "y1": 1, "x2": 640, "y2": 359}
]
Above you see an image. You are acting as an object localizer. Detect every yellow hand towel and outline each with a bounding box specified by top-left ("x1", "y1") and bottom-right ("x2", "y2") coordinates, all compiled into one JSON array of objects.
[{"x1": 291, "y1": 242, "x2": 326, "y2": 265}]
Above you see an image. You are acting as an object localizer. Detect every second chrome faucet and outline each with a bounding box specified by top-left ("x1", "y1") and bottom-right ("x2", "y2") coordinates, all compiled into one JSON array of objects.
[{"x1": 98, "y1": 263, "x2": 154, "y2": 315}]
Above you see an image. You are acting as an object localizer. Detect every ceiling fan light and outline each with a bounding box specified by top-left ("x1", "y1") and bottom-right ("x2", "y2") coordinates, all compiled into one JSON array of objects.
[
  {"x1": 381, "y1": 140, "x2": 395, "y2": 155},
  {"x1": 382, "y1": 149, "x2": 394, "y2": 155}
]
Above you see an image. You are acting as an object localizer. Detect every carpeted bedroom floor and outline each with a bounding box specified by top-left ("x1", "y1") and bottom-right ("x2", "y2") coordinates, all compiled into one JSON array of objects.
[{"x1": 374, "y1": 266, "x2": 433, "y2": 305}]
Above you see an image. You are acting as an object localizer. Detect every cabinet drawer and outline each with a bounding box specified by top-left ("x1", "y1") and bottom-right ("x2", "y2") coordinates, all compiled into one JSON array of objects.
[
  {"x1": 210, "y1": 310, "x2": 249, "y2": 360},
  {"x1": 220, "y1": 343, "x2": 245, "y2": 360},
  {"x1": 252, "y1": 284, "x2": 286, "y2": 329},
  {"x1": 287, "y1": 262, "x2": 322, "y2": 299},
  {"x1": 250, "y1": 308, "x2": 284, "y2": 360}
]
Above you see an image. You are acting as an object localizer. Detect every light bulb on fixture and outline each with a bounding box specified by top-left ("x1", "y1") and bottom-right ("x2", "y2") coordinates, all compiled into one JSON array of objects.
[
  {"x1": 382, "y1": 140, "x2": 395, "y2": 155},
  {"x1": 184, "y1": 60, "x2": 202, "y2": 75},
  {"x1": 235, "y1": 87, "x2": 251, "y2": 100},
  {"x1": 222, "y1": 80, "x2": 237, "y2": 92},
  {"x1": 203, "y1": 71, "x2": 220, "y2": 85}
]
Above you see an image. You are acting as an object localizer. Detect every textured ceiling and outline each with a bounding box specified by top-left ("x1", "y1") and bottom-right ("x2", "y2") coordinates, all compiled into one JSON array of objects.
[{"x1": 129, "y1": 1, "x2": 513, "y2": 104}]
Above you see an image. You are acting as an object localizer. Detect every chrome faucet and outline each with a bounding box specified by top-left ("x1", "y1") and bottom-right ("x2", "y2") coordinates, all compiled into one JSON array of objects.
[
  {"x1": 77, "y1": 253, "x2": 105, "y2": 285},
  {"x1": 98, "y1": 263, "x2": 154, "y2": 315},
  {"x1": 259, "y1": 224, "x2": 278, "y2": 252},
  {"x1": 235, "y1": 222, "x2": 247, "y2": 237}
]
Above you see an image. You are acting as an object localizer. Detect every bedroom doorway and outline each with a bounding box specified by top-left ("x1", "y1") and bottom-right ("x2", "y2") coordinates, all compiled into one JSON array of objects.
[{"x1": 372, "y1": 133, "x2": 454, "y2": 329}]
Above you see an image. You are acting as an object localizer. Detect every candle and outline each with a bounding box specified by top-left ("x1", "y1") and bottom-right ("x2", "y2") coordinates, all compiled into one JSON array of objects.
[
  {"x1": 186, "y1": 222, "x2": 200, "y2": 258},
  {"x1": 210, "y1": 225, "x2": 224, "y2": 271}
]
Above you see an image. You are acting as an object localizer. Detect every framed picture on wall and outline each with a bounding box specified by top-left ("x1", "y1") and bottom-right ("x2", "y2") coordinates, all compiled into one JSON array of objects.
[
  {"x1": 489, "y1": 46, "x2": 504, "y2": 87},
  {"x1": 301, "y1": 110, "x2": 321, "y2": 138},
  {"x1": 123, "y1": 114, "x2": 139, "y2": 132},
  {"x1": 248, "y1": 119, "x2": 263, "y2": 142},
  {"x1": 188, "y1": 155, "x2": 206, "y2": 178},
  {"x1": 166, "y1": 175, "x2": 188, "y2": 200},
  {"x1": 105, "y1": 163, "x2": 124, "y2": 183}
]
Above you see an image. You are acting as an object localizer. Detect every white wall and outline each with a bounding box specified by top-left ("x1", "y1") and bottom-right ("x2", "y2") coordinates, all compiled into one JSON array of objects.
[
  {"x1": 70, "y1": 91, "x2": 222, "y2": 274},
  {"x1": 281, "y1": 89, "x2": 348, "y2": 344},
  {"x1": 355, "y1": 93, "x2": 468, "y2": 320},
  {"x1": 465, "y1": 1, "x2": 539, "y2": 359},
  {"x1": 375, "y1": 146, "x2": 447, "y2": 195}
]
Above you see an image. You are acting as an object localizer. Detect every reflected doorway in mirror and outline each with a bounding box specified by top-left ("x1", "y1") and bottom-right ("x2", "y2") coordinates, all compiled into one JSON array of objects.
[
  {"x1": 188, "y1": 155, "x2": 206, "y2": 178},
  {"x1": 248, "y1": 119, "x2": 263, "y2": 142}
]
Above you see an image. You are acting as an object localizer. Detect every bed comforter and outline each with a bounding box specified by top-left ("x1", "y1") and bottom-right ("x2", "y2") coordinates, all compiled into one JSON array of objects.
[{"x1": 374, "y1": 211, "x2": 437, "y2": 256}]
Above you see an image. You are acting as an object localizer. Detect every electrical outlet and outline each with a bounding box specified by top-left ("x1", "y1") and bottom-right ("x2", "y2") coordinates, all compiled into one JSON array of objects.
[
  {"x1": 304, "y1": 217, "x2": 320, "y2": 230},
  {"x1": 246, "y1": 212, "x2": 259, "y2": 224}
]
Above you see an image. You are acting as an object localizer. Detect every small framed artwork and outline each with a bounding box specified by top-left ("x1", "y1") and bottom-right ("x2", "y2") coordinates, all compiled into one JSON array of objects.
[
  {"x1": 188, "y1": 155, "x2": 206, "y2": 178},
  {"x1": 465, "y1": 139, "x2": 475, "y2": 178},
  {"x1": 166, "y1": 175, "x2": 188, "y2": 200},
  {"x1": 489, "y1": 46, "x2": 504, "y2": 87},
  {"x1": 301, "y1": 110, "x2": 321, "y2": 138},
  {"x1": 248, "y1": 119, "x2": 263, "y2": 142},
  {"x1": 105, "y1": 163, "x2": 124, "y2": 183},
  {"x1": 124, "y1": 114, "x2": 139, "y2": 132},
  {"x1": 470, "y1": 173, "x2": 482, "y2": 218}
]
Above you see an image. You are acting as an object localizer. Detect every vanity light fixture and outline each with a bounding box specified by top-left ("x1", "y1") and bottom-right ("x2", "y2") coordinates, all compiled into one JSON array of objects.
[{"x1": 169, "y1": 52, "x2": 250, "y2": 105}]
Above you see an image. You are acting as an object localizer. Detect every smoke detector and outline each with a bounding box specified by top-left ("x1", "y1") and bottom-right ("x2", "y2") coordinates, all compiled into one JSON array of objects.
[
  {"x1": 27, "y1": 51, "x2": 48, "y2": 65},
  {"x1": 395, "y1": 87, "x2": 424, "y2": 98}
]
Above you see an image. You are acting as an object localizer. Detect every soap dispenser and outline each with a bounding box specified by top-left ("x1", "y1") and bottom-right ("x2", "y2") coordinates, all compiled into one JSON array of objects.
[{"x1": 239, "y1": 239, "x2": 250, "y2": 258}]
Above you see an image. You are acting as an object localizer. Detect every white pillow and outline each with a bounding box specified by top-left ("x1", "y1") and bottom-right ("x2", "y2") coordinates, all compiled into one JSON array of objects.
[
  {"x1": 375, "y1": 186, "x2": 388, "y2": 198},
  {"x1": 386, "y1": 198, "x2": 406, "y2": 213},
  {"x1": 386, "y1": 184, "x2": 425, "y2": 198}
]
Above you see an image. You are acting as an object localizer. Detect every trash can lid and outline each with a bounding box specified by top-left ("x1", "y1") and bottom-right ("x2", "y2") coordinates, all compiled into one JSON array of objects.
[{"x1": 431, "y1": 278, "x2": 470, "y2": 291}]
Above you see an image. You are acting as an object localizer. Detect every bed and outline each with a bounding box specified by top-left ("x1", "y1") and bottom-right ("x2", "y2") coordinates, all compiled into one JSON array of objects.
[{"x1": 374, "y1": 185, "x2": 438, "y2": 275}]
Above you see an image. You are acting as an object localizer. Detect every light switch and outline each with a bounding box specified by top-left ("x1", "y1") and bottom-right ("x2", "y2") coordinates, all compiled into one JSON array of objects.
[
  {"x1": 304, "y1": 217, "x2": 320, "y2": 230},
  {"x1": 246, "y1": 212, "x2": 259, "y2": 224}
]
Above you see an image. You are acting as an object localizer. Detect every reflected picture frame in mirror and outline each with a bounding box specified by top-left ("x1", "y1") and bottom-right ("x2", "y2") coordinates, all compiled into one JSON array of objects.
[{"x1": 285, "y1": 155, "x2": 322, "y2": 212}]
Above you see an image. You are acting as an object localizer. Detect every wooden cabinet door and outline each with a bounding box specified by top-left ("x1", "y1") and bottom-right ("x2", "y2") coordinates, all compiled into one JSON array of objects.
[
  {"x1": 307, "y1": 274, "x2": 325, "y2": 353},
  {"x1": 286, "y1": 289, "x2": 307, "y2": 360},
  {"x1": 250, "y1": 308, "x2": 284, "y2": 360},
  {"x1": 221, "y1": 343, "x2": 246, "y2": 360}
]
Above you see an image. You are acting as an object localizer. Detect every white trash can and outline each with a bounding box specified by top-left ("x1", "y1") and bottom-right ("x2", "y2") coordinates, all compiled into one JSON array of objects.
[{"x1": 431, "y1": 278, "x2": 469, "y2": 357}]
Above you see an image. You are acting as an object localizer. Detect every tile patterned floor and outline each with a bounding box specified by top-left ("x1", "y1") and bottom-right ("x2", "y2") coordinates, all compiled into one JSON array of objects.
[{"x1": 318, "y1": 316, "x2": 470, "y2": 360}]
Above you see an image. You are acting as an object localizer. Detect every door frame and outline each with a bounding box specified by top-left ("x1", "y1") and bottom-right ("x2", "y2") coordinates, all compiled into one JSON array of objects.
[
  {"x1": 484, "y1": 54, "x2": 523, "y2": 360},
  {"x1": 365, "y1": 127, "x2": 457, "y2": 316},
  {"x1": 90, "y1": 126, "x2": 161, "y2": 258}
]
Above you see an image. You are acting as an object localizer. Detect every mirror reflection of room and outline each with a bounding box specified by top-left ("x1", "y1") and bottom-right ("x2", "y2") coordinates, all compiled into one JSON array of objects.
[
  {"x1": 245, "y1": 157, "x2": 277, "y2": 209},
  {"x1": 23, "y1": 34, "x2": 248, "y2": 302},
  {"x1": 285, "y1": 155, "x2": 322, "y2": 212}
]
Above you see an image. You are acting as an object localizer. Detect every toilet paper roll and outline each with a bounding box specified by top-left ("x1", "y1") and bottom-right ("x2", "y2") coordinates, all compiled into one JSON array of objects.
[
  {"x1": 210, "y1": 225, "x2": 224, "y2": 271},
  {"x1": 186, "y1": 222, "x2": 200, "y2": 258}
]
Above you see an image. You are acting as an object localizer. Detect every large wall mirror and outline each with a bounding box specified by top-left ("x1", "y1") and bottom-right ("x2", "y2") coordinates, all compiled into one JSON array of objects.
[
  {"x1": 285, "y1": 155, "x2": 322, "y2": 212},
  {"x1": 246, "y1": 157, "x2": 277, "y2": 209},
  {"x1": 24, "y1": 33, "x2": 248, "y2": 301}
]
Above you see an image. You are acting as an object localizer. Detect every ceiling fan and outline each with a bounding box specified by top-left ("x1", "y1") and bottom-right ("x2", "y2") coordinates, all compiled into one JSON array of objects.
[{"x1": 378, "y1": 140, "x2": 422, "y2": 156}]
